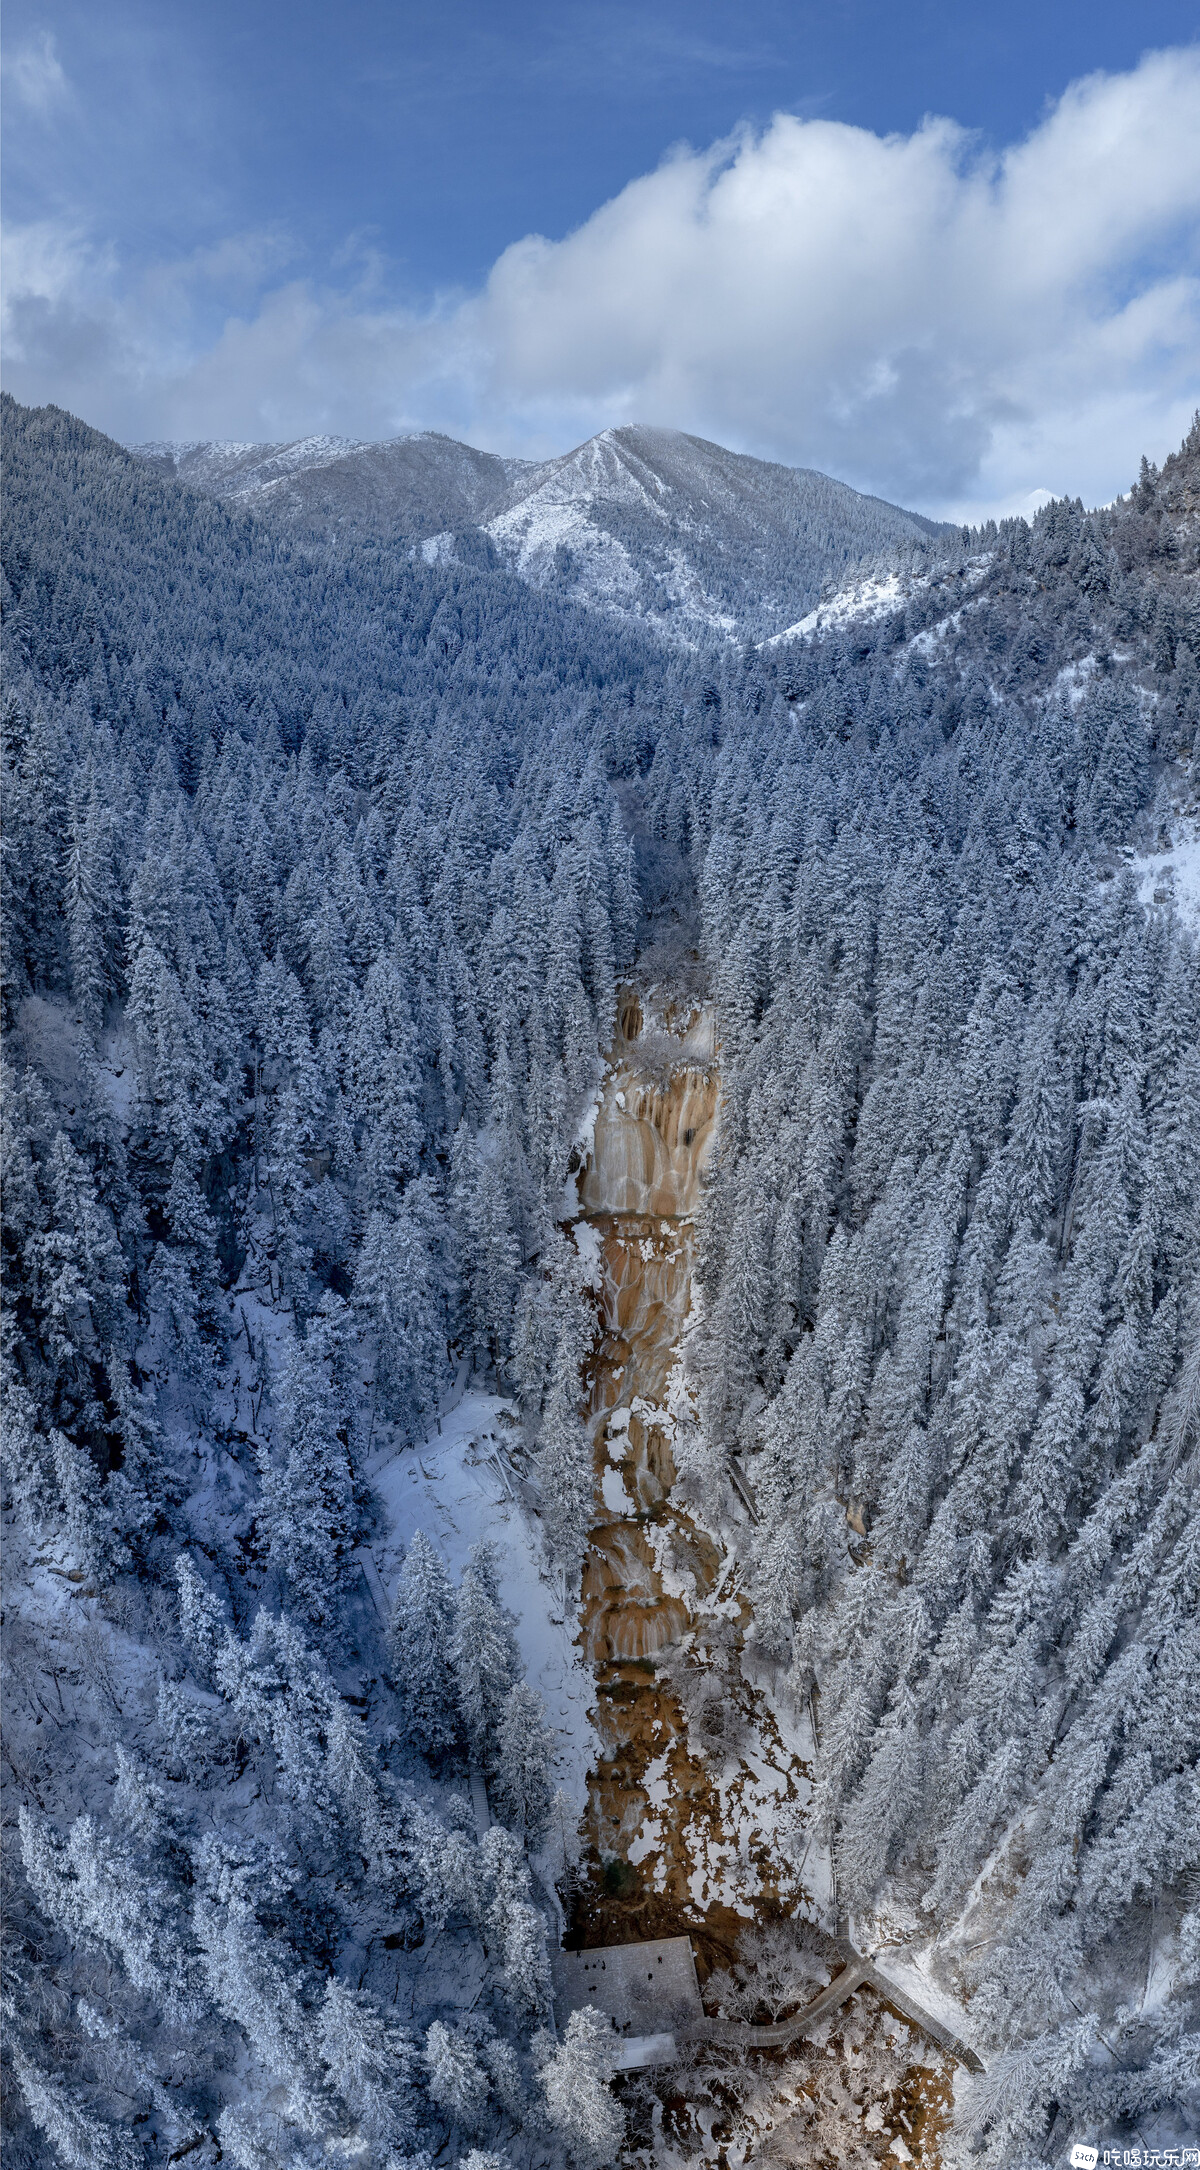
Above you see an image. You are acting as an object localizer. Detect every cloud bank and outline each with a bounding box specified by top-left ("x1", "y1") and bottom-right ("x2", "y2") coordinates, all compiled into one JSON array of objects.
[{"x1": 4, "y1": 45, "x2": 1199, "y2": 516}]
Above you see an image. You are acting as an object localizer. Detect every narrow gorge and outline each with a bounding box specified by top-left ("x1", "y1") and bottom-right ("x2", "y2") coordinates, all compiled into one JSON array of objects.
[
  {"x1": 569, "y1": 993, "x2": 822, "y2": 1966},
  {"x1": 563, "y1": 993, "x2": 966, "y2": 2165}
]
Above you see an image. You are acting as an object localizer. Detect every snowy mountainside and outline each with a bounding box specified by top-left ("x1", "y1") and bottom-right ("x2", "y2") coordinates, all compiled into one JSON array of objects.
[
  {"x1": 768, "y1": 416, "x2": 1200, "y2": 665},
  {"x1": 764, "y1": 553, "x2": 993, "y2": 649},
  {"x1": 4, "y1": 392, "x2": 1200, "y2": 2169},
  {"x1": 137, "y1": 429, "x2": 528, "y2": 539},
  {"x1": 477, "y1": 425, "x2": 947, "y2": 643},
  {"x1": 135, "y1": 434, "x2": 365, "y2": 497},
  {"x1": 131, "y1": 421, "x2": 946, "y2": 642}
]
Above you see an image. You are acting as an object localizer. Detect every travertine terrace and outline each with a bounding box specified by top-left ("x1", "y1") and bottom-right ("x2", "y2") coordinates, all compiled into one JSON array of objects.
[
  {"x1": 569, "y1": 994, "x2": 961, "y2": 2161},
  {"x1": 570, "y1": 993, "x2": 818, "y2": 1966}
]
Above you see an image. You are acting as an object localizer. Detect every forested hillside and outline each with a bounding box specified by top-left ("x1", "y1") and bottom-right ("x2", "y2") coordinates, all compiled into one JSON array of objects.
[
  {"x1": 2, "y1": 393, "x2": 1197, "y2": 2168},
  {"x1": 686, "y1": 438, "x2": 1200, "y2": 2161}
]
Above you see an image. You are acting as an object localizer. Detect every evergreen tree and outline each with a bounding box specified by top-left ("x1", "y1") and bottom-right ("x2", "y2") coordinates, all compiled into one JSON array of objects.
[
  {"x1": 450, "y1": 1555, "x2": 522, "y2": 1768},
  {"x1": 316, "y1": 1978, "x2": 421, "y2": 2152},
  {"x1": 388, "y1": 1530, "x2": 460, "y2": 1755},
  {"x1": 423, "y1": 2019, "x2": 489, "y2": 2131},
  {"x1": 491, "y1": 1682, "x2": 556, "y2": 1844},
  {"x1": 354, "y1": 1177, "x2": 450, "y2": 1437},
  {"x1": 258, "y1": 1297, "x2": 356, "y2": 1622},
  {"x1": 533, "y1": 1346, "x2": 594, "y2": 1581},
  {"x1": 12, "y1": 2057, "x2": 143, "y2": 2170},
  {"x1": 540, "y1": 2006, "x2": 624, "y2": 2168}
]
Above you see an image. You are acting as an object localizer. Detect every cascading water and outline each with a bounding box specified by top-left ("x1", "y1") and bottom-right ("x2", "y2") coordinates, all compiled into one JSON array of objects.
[{"x1": 569, "y1": 994, "x2": 823, "y2": 1972}]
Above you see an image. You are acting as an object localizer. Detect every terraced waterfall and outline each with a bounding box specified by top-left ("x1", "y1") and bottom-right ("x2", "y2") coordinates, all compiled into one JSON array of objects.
[
  {"x1": 568, "y1": 992, "x2": 823, "y2": 1972},
  {"x1": 564, "y1": 995, "x2": 963, "y2": 2164}
]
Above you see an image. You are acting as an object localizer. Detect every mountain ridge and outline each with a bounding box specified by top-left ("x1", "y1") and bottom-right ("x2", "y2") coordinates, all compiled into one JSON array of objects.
[{"x1": 131, "y1": 422, "x2": 948, "y2": 643}]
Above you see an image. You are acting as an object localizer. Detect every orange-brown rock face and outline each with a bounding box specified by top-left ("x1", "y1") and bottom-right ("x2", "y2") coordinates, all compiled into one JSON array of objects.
[
  {"x1": 578, "y1": 1067, "x2": 718, "y2": 1221},
  {"x1": 570, "y1": 995, "x2": 816, "y2": 1966},
  {"x1": 577, "y1": 1017, "x2": 716, "y2": 1681}
]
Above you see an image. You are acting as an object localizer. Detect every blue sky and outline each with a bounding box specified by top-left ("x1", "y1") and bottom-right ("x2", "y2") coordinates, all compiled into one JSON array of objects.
[
  {"x1": 5, "y1": 0, "x2": 1196, "y2": 296},
  {"x1": 4, "y1": 1, "x2": 1200, "y2": 516}
]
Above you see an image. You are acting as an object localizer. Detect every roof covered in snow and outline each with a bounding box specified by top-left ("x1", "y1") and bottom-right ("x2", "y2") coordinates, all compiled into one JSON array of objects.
[{"x1": 552, "y1": 1934, "x2": 703, "y2": 2035}]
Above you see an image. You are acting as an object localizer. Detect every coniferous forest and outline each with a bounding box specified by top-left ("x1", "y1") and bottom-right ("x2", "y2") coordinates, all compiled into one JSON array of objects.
[{"x1": 2, "y1": 392, "x2": 1198, "y2": 2168}]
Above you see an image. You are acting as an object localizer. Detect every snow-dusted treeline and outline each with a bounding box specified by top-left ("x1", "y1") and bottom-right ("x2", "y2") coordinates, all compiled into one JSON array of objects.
[
  {"x1": 0, "y1": 397, "x2": 646, "y2": 2168},
  {"x1": 679, "y1": 428, "x2": 1200, "y2": 2162},
  {"x1": 1, "y1": 389, "x2": 1198, "y2": 2167}
]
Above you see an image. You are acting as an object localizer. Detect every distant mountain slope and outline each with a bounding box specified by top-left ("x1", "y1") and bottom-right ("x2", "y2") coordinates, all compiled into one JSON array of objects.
[
  {"x1": 137, "y1": 430, "x2": 528, "y2": 538},
  {"x1": 131, "y1": 423, "x2": 947, "y2": 641}
]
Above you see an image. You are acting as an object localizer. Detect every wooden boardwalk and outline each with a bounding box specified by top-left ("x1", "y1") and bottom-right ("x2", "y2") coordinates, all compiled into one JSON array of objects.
[{"x1": 680, "y1": 1950, "x2": 984, "y2": 2073}]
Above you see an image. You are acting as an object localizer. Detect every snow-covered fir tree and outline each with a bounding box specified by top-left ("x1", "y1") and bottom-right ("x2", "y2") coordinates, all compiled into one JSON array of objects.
[
  {"x1": 2, "y1": 392, "x2": 1197, "y2": 2165},
  {"x1": 387, "y1": 1528, "x2": 460, "y2": 1755}
]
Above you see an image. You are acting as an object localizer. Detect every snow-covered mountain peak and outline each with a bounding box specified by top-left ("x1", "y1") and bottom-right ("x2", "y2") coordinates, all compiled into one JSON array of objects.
[
  {"x1": 130, "y1": 421, "x2": 948, "y2": 642},
  {"x1": 478, "y1": 423, "x2": 948, "y2": 638}
]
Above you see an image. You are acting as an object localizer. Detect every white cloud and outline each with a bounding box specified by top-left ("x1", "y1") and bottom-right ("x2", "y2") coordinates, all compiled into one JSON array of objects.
[
  {"x1": 3, "y1": 46, "x2": 1199, "y2": 515},
  {"x1": 5, "y1": 31, "x2": 69, "y2": 115},
  {"x1": 1, "y1": 219, "x2": 95, "y2": 306}
]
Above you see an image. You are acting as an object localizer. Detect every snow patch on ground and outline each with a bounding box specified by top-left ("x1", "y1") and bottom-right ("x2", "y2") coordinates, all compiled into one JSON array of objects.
[
  {"x1": 766, "y1": 570, "x2": 907, "y2": 647},
  {"x1": 625, "y1": 1730, "x2": 815, "y2": 1922},
  {"x1": 1047, "y1": 648, "x2": 1139, "y2": 709},
  {"x1": 367, "y1": 1392, "x2": 598, "y2": 1814},
  {"x1": 739, "y1": 1649, "x2": 834, "y2": 1926},
  {"x1": 1052, "y1": 652, "x2": 1103, "y2": 707},
  {"x1": 601, "y1": 1464, "x2": 633, "y2": 1514},
  {"x1": 1129, "y1": 816, "x2": 1200, "y2": 934},
  {"x1": 859, "y1": 1937, "x2": 982, "y2": 2059},
  {"x1": 766, "y1": 554, "x2": 991, "y2": 650}
]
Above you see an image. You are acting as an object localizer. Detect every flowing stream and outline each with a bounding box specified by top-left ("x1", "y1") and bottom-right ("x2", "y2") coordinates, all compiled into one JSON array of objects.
[{"x1": 568, "y1": 992, "x2": 822, "y2": 1977}]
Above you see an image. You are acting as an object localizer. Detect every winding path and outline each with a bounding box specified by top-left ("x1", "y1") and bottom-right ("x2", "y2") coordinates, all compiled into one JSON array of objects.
[{"x1": 681, "y1": 1949, "x2": 983, "y2": 2072}]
